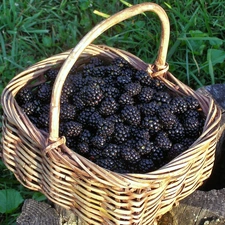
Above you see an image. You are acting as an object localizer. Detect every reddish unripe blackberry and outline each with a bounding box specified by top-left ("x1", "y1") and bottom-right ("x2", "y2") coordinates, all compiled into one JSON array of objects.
[
  {"x1": 121, "y1": 105, "x2": 141, "y2": 126},
  {"x1": 138, "y1": 87, "x2": 154, "y2": 103},
  {"x1": 64, "y1": 121, "x2": 82, "y2": 137},
  {"x1": 121, "y1": 147, "x2": 141, "y2": 163},
  {"x1": 99, "y1": 97, "x2": 118, "y2": 116}
]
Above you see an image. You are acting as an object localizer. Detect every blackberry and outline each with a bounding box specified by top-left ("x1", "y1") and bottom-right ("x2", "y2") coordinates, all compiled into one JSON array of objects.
[
  {"x1": 97, "y1": 119, "x2": 115, "y2": 137},
  {"x1": 138, "y1": 158, "x2": 155, "y2": 173},
  {"x1": 185, "y1": 96, "x2": 200, "y2": 110},
  {"x1": 167, "y1": 143, "x2": 184, "y2": 160},
  {"x1": 95, "y1": 158, "x2": 116, "y2": 171},
  {"x1": 141, "y1": 116, "x2": 161, "y2": 135},
  {"x1": 121, "y1": 105, "x2": 141, "y2": 126},
  {"x1": 102, "y1": 144, "x2": 120, "y2": 159},
  {"x1": 64, "y1": 121, "x2": 82, "y2": 137},
  {"x1": 45, "y1": 68, "x2": 59, "y2": 81},
  {"x1": 88, "y1": 148, "x2": 102, "y2": 161},
  {"x1": 77, "y1": 107, "x2": 95, "y2": 125},
  {"x1": 103, "y1": 86, "x2": 120, "y2": 99},
  {"x1": 153, "y1": 91, "x2": 171, "y2": 104},
  {"x1": 107, "y1": 114, "x2": 124, "y2": 124},
  {"x1": 114, "y1": 159, "x2": 128, "y2": 173},
  {"x1": 155, "y1": 132, "x2": 172, "y2": 151},
  {"x1": 181, "y1": 109, "x2": 200, "y2": 121},
  {"x1": 184, "y1": 116, "x2": 201, "y2": 137},
  {"x1": 135, "y1": 70, "x2": 152, "y2": 86},
  {"x1": 113, "y1": 123, "x2": 130, "y2": 144},
  {"x1": 99, "y1": 97, "x2": 118, "y2": 116},
  {"x1": 72, "y1": 96, "x2": 85, "y2": 111},
  {"x1": 136, "y1": 139, "x2": 154, "y2": 156},
  {"x1": 170, "y1": 96, "x2": 188, "y2": 114},
  {"x1": 118, "y1": 93, "x2": 134, "y2": 105},
  {"x1": 60, "y1": 104, "x2": 76, "y2": 121},
  {"x1": 124, "y1": 82, "x2": 142, "y2": 96},
  {"x1": 37, "y1": 113, "x2": 49, "y2": 130},
  {"x1": 131, "y1": 127, "x2": 150, "y2": 141},
  {"x1": 21, "y1": 102, "x2": 37, "y2": 116},
  {"x1": 79, "y1": 129, "x2": 92, "y2": 144},
  {"x1": 168, "y1": 122, "x2": 185, "y2": 142},
  {"x1": 138, "y1": 87, "x2": 154, "y2": 103},
  {"x1": 88, "y1": 111, "x2": 103, "y2": 128},
  {"x1": 83, "y1": 63, "x2": 95, "y2": 76},
  {"x1": 62, "y1": 81, "x2": 74, "y2": 98},
  {"x1": 91, "y1": 66, "x2": 106, "y2": 77},
  {"x1": 117, "y1": 74, "x2": 132, "y2": 86},
  {"x1": 182, "y1": 137, "x2": 196, "y2": 149},
  {"x1": 81, "y1": 85, "x2": 103, "y2": 106},
  {"x1": 147, "y1": 145, "x2": 164, "y2": 166},
  {"x1": 121, "y1": 147, "x2": 141, "y2": 163},
  {"x1": 89, "y1": 57, "x2": 104, "y2": 67},
  {"x1": 139, "y1": 101, "x2": 159, "y2": 116},
  {"x1": 158, "y1": 107, "x2": 178, "y2": 130},
  {"x1": 37, "y1": 83, "x2": 52, "y2": 103},
  {"x1": 60, "y1": 93, "x2": 70, "y2": 104},
  {"x1": 91, "y1": 135, "x2": 107, "y2": 149},
  {"x1": 105, "y1": 65, "x2": 121, "y2": 77},
  {"x1": 72, "y1": 74, "x2": 87, "y2": 92},
  {"x1": 77, "y1": 142, "x2": 89, "y2": 155},
  {"x1": 150, "y1": 79, "x2": 166, "y2": 91},
  {"x1": 16, "y1": 88, "x2": 33, "y2": 105},
  {"x1": 87, "y1": 76, "x2": 105, "y2": 89},
  {"x1": 66, "y1": 137, "x2": 77, "y2": 150},
  {"x1": 112, "y1": 57, "x2": 129, "y2": 69}
]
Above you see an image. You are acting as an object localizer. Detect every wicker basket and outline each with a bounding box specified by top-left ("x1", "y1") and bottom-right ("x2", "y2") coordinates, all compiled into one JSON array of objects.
[{"x1": 1, "y1": 3, "x2": 221, "y2": 225}]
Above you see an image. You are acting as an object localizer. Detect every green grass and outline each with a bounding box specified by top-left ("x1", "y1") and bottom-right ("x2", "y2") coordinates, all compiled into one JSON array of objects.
[{"x1": 0, "y1": 0, "x2": 225, "y2": 224}]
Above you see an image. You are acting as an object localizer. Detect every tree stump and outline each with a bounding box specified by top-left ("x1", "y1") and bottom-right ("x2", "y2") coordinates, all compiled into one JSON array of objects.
[{"x1": 16, "y1": 84, "x2": 225, "y2": 225}]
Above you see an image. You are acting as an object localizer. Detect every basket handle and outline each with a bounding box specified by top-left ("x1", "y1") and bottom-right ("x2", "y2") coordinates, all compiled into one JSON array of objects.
[{"x1": 49, "y1": 2, "x2": 170, "y2": 141}]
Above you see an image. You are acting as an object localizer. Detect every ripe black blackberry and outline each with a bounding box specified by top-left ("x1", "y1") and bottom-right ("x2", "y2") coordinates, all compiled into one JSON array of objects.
[
  {"x1": 167, "y1": 122, "x2": 185, "y2": 142},
  {"x1": 121, "y1": 147, "x2": 141, "y2": 163},
  {"x1": 102, "y1": 144, "x2": 120, "y2": 159},
  {"x1": 141, "y1": 116, "x2": 161, "y2": 135},
  {"x1": 88, "y1": 148, "x2": 102, "y2": 162},
  {"x1": 135, "y1": 70, "x2": 153, "y2": 86},
  {"x1": 60, "y1": 93, "x2": 70, "y2": 104},
  {"x1": 118, "y1": 93, "x2": 134, "y2": 105},
  {"x1": 124, "y1": 82, "x2": 142, "y2": 96},
  {"x1": 65, "y1": 137, "x2": 77, "y2": 150},
  {"x1": 182, "y1": 137, "x2": 196, "y2": 149},
  {"x1": 21, "y1": 102, "x2": 37, "y2": 116},
  {"x1": 139, "y1": 101, "x2": 159, "y2": 116},
  {"x1": 97, "y1": 119, "x2": 115, "y2": 137},
  {"x1": 89, "y1": 57, "x2": 104, "y2": 67},
  {"x1": 155, "y1": 132, "x2": 172, "y2": 151},
  {"x1": 88, "y1": 111, "x2": 103, "y2": 128},
  {"x1": 130, "y1": 127, "x2": 150, "y2": 141},
  {"x1": 77, "y1": 107, "x2": 95, "y2": 125},
  {"x1": 170, "y1": 96, "x2": 188, "y2": 114},
  {"x1": 137, "y1": 87, "x2": 154, "y2": 103},
  {"x1": 45, "y1": 68, "x2": 59, "y2": 81},
  {"x1": 95, "y1": 158, "x2": 116, "y2": 171},
  {"x1": 86, "y1": 76, "x2": 105, "y2": 89},
  {"x1": 77, "y1": 142, "x2": 89, "y2": 155},
  {"x1": 16, "y1": 88, "x2": 33, "y2": 105},
  {"x1": 136, "y1": 139, "x2": 154, "y2": 156},
  {"x1": 167, "y1": 143, "x2": 184, "y2": 160},
  {"x1": 105, "y1": 64, "x2": 121, "y2": 78},
  {"x1": 91, "y1": 66, "x2": 106, "y2": 77},
  {"x1": 138, "y1": 158, "x2": 155, "y2": 173},
  {"x1": 150, "y1": 79, "x2": 166, "y2": 91},
  {"x1": 91, "y1": 135, "x2": 107, "y2": 149},
  {"x1": 64, "y1": 121, "x2": 82, "y2": 137},
  {"x1": 112, "y1": 57, "x2": 130, "y2": 69},
  {"x1": 81, "y1": 85, "x2": 103, "y2": 106},
  {"x1": 37, "y1": 83, "x2": 52, "y2": 103},
  {"x1": 185, "y1": 96, "x2": 200, "y2": 110},
  {"x1": 113, "y1": 123, "x2": 130, "y2": 144},
  {"x1": 147, "y1": 145, "x2": 164, "y2": 166},
  {"x1": 79, "y1": 129, "x2": 92, "y2": 144},
  {"x1": 99, "y1": 97, "x2": 118, "y2": 116},
  {"x1": 71, "y1": 73, "x2": 87, "y2": 92},
  {"x1": 183, "y1": 116, "x2": 201, "y2": 137},
  {"x1": 153, "y1": 91, "x2": 171, "y2": 104},
  {"x1": 158, "y1": 107, "x2": 178, "y2": 130},
  {"x1": 37, "y1": 113, "x2": 49, "y2": 130},
  {"x1": 121, "y1": 105, "x2": 141, "y2": 126},
  {"x1": 116, "y1": 74, "x2": 132, "y2": 87},
  {"x1": 103, "y1": 86, "x2": 120, "y2": 99},
  {"x1": 62, "y1": 81, "x2": 74, "y2": 98},
  {"x1": 72, "y1": 96, "x2": 85, "y2": 111},
  {"x1": 60, "y1": 104, "x2": 76, "y2": 121}
]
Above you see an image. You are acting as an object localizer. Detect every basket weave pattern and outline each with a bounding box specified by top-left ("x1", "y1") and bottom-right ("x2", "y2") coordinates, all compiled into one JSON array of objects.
[{"x1": 1, "y1": 3, "x2": 221, "y2": 225}]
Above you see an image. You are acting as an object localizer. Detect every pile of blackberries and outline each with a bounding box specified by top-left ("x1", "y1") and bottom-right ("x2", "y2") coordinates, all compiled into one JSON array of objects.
[{"x1": 16, "y1": 57, "x2": 205, "y2": 173}]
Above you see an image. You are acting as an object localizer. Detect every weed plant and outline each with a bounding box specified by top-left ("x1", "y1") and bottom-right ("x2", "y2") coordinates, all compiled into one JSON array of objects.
[{"x1": 0, "y1": 0, "x2": 225, "y2": 224}]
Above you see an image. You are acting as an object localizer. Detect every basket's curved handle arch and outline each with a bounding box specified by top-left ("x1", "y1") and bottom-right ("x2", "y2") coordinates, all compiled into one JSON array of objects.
[{"x1": 49, "y1": 2, "x2": 170, "y2": 141}]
